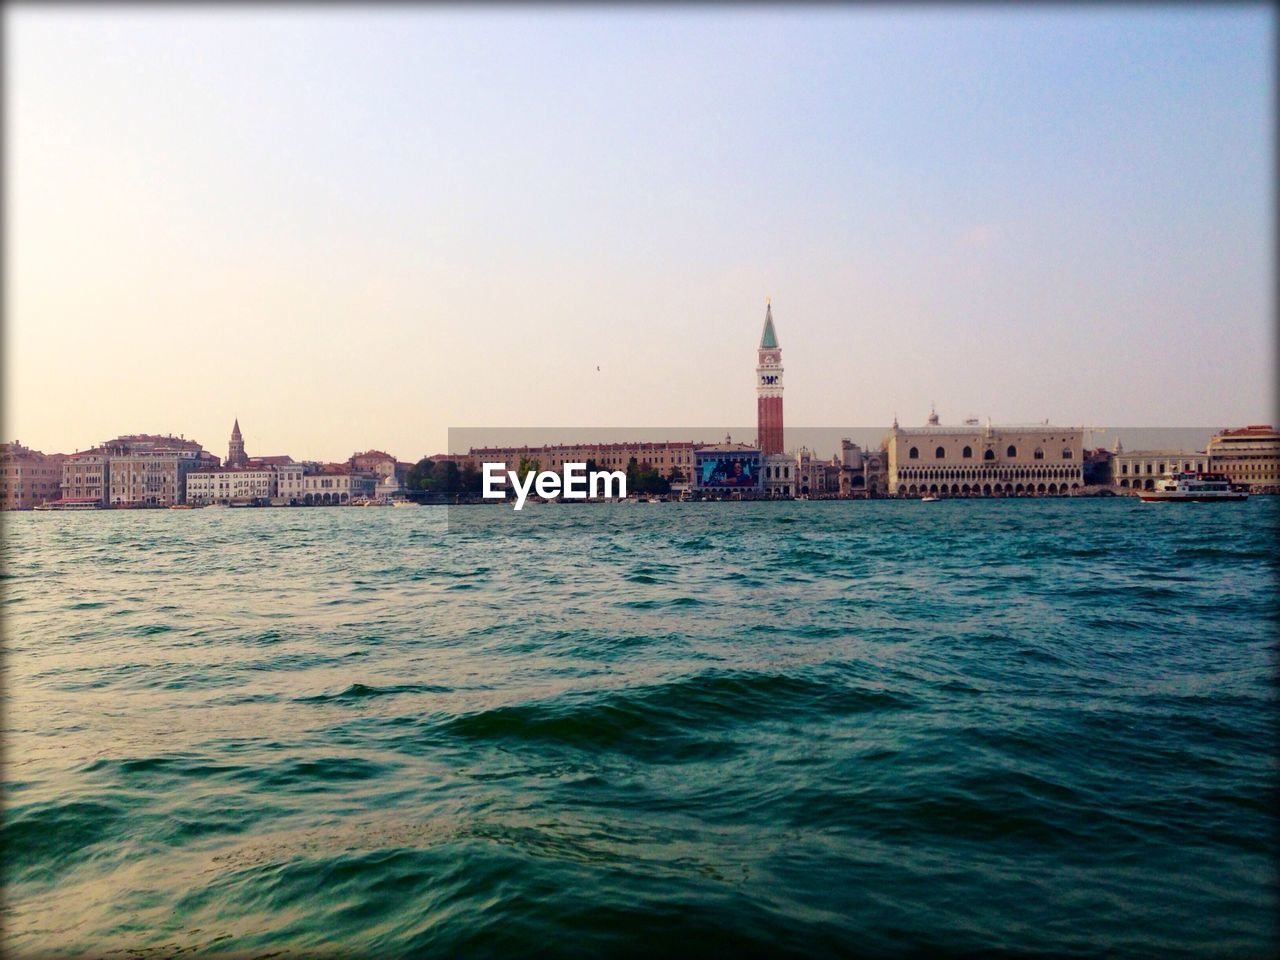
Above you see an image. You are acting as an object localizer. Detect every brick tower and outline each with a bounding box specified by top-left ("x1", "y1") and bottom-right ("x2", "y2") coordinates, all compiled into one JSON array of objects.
[{"x1": 756, "y1": 301, "x2": 784, "y2": 455}]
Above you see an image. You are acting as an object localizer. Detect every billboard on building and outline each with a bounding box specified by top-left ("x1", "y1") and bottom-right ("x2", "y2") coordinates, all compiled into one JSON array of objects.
[{"x1": 695, "y1": 451, "x2": 761, "y2": 489}]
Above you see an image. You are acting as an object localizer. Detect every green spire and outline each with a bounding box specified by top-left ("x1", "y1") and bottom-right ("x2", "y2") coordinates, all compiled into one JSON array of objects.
[{"x1": 760, "y1": 302, "x2": 778, "y2": 349}]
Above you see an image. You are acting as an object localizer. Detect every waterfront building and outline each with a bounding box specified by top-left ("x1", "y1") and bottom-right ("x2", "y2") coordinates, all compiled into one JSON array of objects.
[
  {"x1": 885, "y1": 414, "x2": 1084, "y2": 497},
  {"x1": 694, "y1": 437, "x2": 762, "y2": 495},
  {"x1": 762, "y1": 453, "x2": 795, "y2": 498},
  {"x1": 0, "y1": 442, "x2": 66, "y2": 510},
  {"x1": 1112, "y1": 446, "x2": 1208, "y2": 492},
  {"x1": 865, "y1": 453, "x2": 886, "y2": 497},
  {"x1": 186, "y1": 467, "x2": 280, "y2": 505},
  {"x1": 759, "y1": 441, "x2": 886, "y2": 499},
  {"x1": 275, "y1": 463, "x2": 307, "y2": 504},
  {"x1": 466, "y1": 441, "x2": 701, "y2": 480},
  {"x1": 349, "y1": 449, "x2": 408, "y2": 495},
  {"x1": 276, "y1": 463, "x2": 376, "y2": 505},
  {"x1": 838, "y1": 439, "x2": 887, "y2": 498},
  {"x1": 815, "y1": 449, "x2": 849, "y2": 498},
  {"x1": 349, "y1": 449, "x2": 399, "y2": 480},
  {"x1": 756, "y1": 301, "x2": 784, "y2": 456},
  {"x1": 104, "y1": 435, "x2": 206, "y2": 507},
  {"x1": 61, "y1": 434, "x2": 208, "y2": 507},
  {"x1": 60, "y1": 448, "x2": 111, "y2": 505},
  {"x1": 796, "y1": 448, "x2": 818, "y2": 496},
  {"x1": 1207, "y1": 425, "x2": 1279, "y2": 493}
]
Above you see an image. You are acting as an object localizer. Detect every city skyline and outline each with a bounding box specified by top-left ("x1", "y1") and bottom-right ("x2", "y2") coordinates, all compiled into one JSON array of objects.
[{"x1": 6, "y1": 6, "x2": 1274, "y2": 461}]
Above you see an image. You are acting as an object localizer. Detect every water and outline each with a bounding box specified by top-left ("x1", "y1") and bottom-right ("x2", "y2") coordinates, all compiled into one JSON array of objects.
[{"x1": 4, "y1": 500, "x2": 1277, "y2": 958}]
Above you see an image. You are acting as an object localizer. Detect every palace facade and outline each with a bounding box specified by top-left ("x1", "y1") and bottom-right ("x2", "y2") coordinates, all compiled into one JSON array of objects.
[
  {"x1": 59, "y1": 434, "x2": 215, "y2": 507},
  {"x1": 886, "y1": 413, "x2": 1084, "y2": 497}
]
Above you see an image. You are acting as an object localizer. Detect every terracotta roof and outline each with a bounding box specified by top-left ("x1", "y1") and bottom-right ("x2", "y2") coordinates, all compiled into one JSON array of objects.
[{"x1": 1217, "y1": 425, "x2": 1276, "y2": 437}]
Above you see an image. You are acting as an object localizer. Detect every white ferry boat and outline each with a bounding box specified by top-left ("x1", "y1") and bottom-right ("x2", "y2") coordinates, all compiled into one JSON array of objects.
[
  {"x1": 1139, "y1": 472, "x2": 1247, "y2": 503},
  {"x1": 33, "y1": 497, "x2": 102, "y2": 511}
]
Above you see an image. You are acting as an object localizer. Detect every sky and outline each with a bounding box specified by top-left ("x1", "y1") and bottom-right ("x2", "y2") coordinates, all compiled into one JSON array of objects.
[{"x1": 5, "y1": 5, "x2": 1274, "y2": 462}]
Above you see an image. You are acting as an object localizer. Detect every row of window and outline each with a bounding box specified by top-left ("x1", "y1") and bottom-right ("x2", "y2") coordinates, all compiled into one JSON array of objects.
[
  {"x1": 1118, "y1": 462, "x2": 1205, "y2": 475},
  {"x1": 908, "y1": 445, "x2": 1073, "y2": 461},
  {"x1": 898, "y1": 467, "x2": 1078, "y2": 480}
]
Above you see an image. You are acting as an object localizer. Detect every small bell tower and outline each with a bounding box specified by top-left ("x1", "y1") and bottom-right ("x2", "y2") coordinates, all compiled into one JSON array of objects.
[{"x1": 228, "y1": 419, "x2": 247, "y2": 468}]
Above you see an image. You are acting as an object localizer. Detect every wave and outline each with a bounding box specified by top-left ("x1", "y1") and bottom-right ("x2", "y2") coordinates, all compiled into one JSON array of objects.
[
  {"x1": 439, "y1": 671, "x2": 916, "y2": 758},
  {"x1": 3, "y1": 797, "x2": 127, "y2": 882},
  {"x1": 295, "y1": 681, "x2": 452, "y2": 703}
]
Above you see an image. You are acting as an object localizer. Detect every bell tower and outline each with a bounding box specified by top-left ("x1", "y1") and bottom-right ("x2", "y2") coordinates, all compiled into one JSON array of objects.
[
  {"x1": 756, "y1": 300, "x2": 784, "y2": 455},
  {"x1": 228, "y1": 418, "x2": 246, "y2": 468}
]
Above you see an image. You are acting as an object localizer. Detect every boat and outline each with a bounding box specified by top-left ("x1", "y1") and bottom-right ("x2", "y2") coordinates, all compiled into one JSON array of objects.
[
  {"x1": 921, "y1": 495, "x2": 939, "y2": 502},
  {"x1": 1139, "y1": 472, "x2": 1247, "y2": 503},
  {"x1": 168, "y1": 504, "x2": 197, "y2": 510},
  {"x1": 391, "y1": 499, "x2": 418, "y2": 508},
  {"x1": 33, "y1": 497, "x2": 102, "y2": 511}
]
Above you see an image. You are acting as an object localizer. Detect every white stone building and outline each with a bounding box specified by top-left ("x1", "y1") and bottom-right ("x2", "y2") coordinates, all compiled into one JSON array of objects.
[
  {"x1": 187, "y1": 467, "x2": 280, "y2": 504},
  {"x1": 762, "y1": 453, "x2": 795, "y2": 497},
  {"x1": 276, "y1": 465, "x2": 376, "y2": 505},
  {"x1": 886, "y1": 415, "x2": 1084, "y2": 497},
  {"x1": 1207, "y1": 425, "x2": 1279, "y2": 493},
  {"x1": 1111, "y1": 447, "x2": 1209, "y2": 492}
]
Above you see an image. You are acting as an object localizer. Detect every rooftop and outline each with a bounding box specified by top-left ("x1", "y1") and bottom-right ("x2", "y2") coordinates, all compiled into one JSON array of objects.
[
  {"x1": 891, "y1": 423, "x2": 1081, "y2": 435},
  {"x1": 1214, "y1": 425, "x2": 1277, "y2": 438}
]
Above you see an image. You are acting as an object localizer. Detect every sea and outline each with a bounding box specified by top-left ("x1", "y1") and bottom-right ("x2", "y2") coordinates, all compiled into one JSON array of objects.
[{"x1": 4, "y1": 499, "x2": 1277, "y2": 958}]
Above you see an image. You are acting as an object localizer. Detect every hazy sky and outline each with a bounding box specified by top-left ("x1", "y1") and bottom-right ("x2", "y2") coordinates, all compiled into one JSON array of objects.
[{"x1": 6, "y1": 5, "x2": 1273, "y2": 461}]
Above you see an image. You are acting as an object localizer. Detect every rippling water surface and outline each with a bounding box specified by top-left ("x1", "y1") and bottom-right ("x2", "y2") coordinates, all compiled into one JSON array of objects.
[{"x1": 4, "y1": 500, "x2": 1277, "y2": 958}]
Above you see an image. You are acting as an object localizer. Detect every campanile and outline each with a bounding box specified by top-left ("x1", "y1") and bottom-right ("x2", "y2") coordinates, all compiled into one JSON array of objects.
[
  {"x1": 228, "y1": 418, "x2": 247, "y2": 468},
  {"x1": 756, "y1": 301, "x2": 784, "y2": 455}
]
